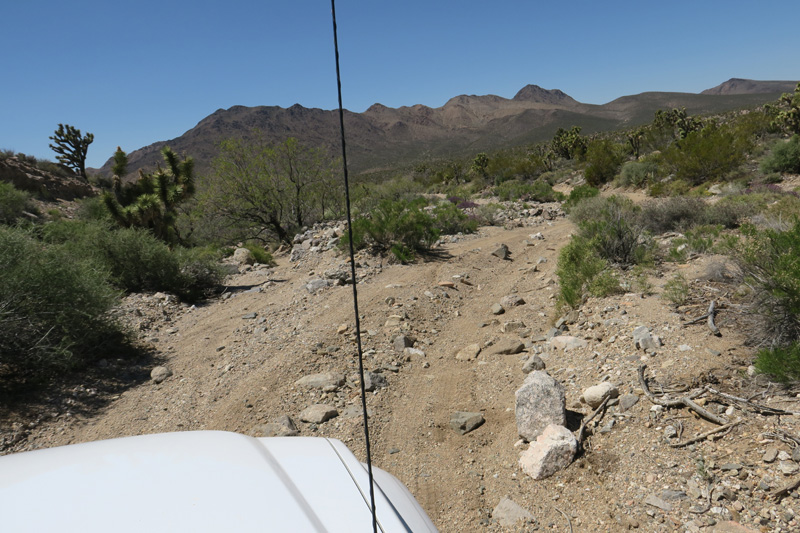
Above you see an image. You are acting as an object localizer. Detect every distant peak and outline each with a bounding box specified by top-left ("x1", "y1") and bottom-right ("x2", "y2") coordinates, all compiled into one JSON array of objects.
[{"x1": 513, "y1": 85, "x2": 575, "y2": 104}]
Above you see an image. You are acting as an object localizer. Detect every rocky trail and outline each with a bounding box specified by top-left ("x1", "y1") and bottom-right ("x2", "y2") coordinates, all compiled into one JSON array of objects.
[{"x1": 2, "y1": 201, "x2": 800, "y2": 532}]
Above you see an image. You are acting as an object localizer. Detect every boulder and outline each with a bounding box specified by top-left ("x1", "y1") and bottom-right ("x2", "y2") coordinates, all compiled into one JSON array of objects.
[
  {"x1": 299, "y1": 404, "x2": 338, "y2": 424},
  {"x1": 232, "y1": 247, "x2": 255, "y2": 266},
  {"x1": 519, "y1": 424, "x2": 578, "y2": 480},
  {"x1": 515, "y1": 371, "x2": 566, "y2": 441}
]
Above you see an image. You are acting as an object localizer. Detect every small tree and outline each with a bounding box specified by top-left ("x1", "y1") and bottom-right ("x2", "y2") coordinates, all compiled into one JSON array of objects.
[
  {"x1": 112, "y1": 146, "x2": 128, "y2": 178},
  {"x1": 49, "y1": 124, "x2": 94, "y2": 181},
  {"x1": 551, "y1": 126, "x2": 587, "y2": 160}
]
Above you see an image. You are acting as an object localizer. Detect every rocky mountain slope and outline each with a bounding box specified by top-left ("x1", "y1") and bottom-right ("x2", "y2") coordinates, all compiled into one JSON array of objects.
[
  {"x1": 3, "y1": 194, "x2": 800, "y2": 532},
  {"x1": 95, "y1": 79, "x2": 797, "y2": 178}
]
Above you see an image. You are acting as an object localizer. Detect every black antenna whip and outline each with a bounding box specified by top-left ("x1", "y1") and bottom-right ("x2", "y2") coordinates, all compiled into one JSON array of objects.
[{"x1": 330, "y1": 2, "x2": 378, "y2": 532}]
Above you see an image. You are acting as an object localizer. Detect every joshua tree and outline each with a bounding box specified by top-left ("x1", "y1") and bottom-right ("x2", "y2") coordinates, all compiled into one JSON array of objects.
[{"x1": 49, "y1": 124, "x2": 94, "y2": 181}]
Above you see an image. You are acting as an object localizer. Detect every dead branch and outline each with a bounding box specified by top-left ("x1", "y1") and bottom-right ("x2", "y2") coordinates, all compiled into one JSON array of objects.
[
  {"x1": 638, "y1": 365, "x2": 729, "y2": 425},
  {"x1": 763, "y1": 430, "x2": 800, "y2": 448},
  {"x1": 706, "y1": 386, "x2": 800, "y2": 416},
  {"x1": 553, "y1": 506, "x2": 574, "y2": 533},
  {"x1": 577, "y1": 394, "x2": 611, "y2": 446},
  {"x1": 707, "y1": 300, "x2": 721, "y2": 336},
  {"x1": 668, "y1": 419, "x2": 741, "y2": 448},
  {"x1": 771, "y1": 476, "x2": 800, "y2": 502}
]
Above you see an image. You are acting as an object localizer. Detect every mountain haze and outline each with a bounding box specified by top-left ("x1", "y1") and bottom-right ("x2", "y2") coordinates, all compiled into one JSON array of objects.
[{"x1": 97, "y1": 79, "x2": 797, "y2": 178}]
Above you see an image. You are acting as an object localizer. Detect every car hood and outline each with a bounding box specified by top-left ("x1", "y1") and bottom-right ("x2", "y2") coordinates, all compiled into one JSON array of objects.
[{"x1": 0, "y1": 431, "x2": 437, "y2": 532}]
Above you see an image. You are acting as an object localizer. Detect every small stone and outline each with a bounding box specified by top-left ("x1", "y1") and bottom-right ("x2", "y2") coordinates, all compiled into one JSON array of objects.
[
  {"x1": 305, "y1": 279, "x2": 330, "y2": 293},
  {"x1": 242, "y1": 312, "x2": 258, "y2": 319},
  {"x1": 793, "y1": 446, "x2": 800, "y2": 462},
  {"x1": 550, "y1": 335, "x2": 587, "y2": 351},
  {"x1": 493, "y1": 340, "x2": 525, "y2": 355},
  {"x1": 500, "y1": 294, "x2": 525, "y2": 308},
  {"x1": 582, "y1": 382, "x2": 619, "y2": 408},
  {"x1": 618, "y1": 394, "x2": 640, "y2": 412},
  {"x1": 491, "y1": 303, "x2": 505, "y2": 315},
  {"x1": 438, "y1": 281, "x2": 456, "y2": 289},
  {"x1": 779, "y1": 461, "x2": 799, "y2": 475},
  {"x1": 492, "y1": 497, "x2": 534, "y2": 528},
  {"x1": 362, "y1": 371, "x2": 388, "y2": 392},
  {"x1": 450, "y1": 411, "x2": 485, "y2": 435},
  {"x1": 295, "y1": 372, "x2": 345, "y2": 390},
  {"x1": 522, "y1": 355, "x2": 546, "y2": 373},
  {"x1": 491, "y1": 244, "x2": 511, "y2": 260},
  {"x1": 644, "y1": 494, "x2": 673, "y2": 512},
  {"x1": 299, "y1": 404, "x2": 338, "y2": 424},
  {"x1": 763, "y1": 447, "x2": 779, "y2": 463},
  {"x1": 456, "y1": 343, "x2": 482, "y2": 361},
  {"x1": 518, "y1": 424, "x2": 577, "y2": 480},
  {"x1": 392, "y1": 335, "x2": 414, "y2": 352},
  {"x1": 150, "y1": 366, "x2": 172, "y2": 384}
]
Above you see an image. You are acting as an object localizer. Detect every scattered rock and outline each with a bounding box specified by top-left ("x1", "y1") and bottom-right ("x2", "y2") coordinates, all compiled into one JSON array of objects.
[
  {"x1": 150, "y1": 366, "x2": 172, "y2": 384},
  {"x1": 515, "y1": 371, "x2": 566, "y2": 441},
  {"x1": 518, "y1": 424, "x2": 577, "y2": 480},
  {"x1": 633, "y1": 326, "x2": 662, "y2": 351},
  {"x1": 299, "y1": 404, "x2": 338, "y2": 424},
  {"x1": 492, "y1": 497, "x2": 534, "y2": 528},
  {"x1": 491, "y1": 244, "x2": 511, "y2": 260},
  {"x1": 363, "y1": 371, "x2": 388, "y2": 392},
  {"x1": 500, "y1": 294, "x2": 525, "y2": 308},
  {"x1": 644, "y1": 494, "x2": 673, "y2": 512},
  {"x1": 490, "y1": 303, "x2": 505, "y2": 315},
  {"x1": 493, "y1": 339, "x2": 525, "y2": 355},
  {"x1": 232, "y1": 247, "x2": 255, "y2": 266},
  {"x1": 305, "y1": 279, "x2": 330, "y2": 293},
  {"x1": 393, "y1": 335, "x2": 414, "y2": 352},
  {"x1": 295, "y1": 372, "x2": 345, "y2": 390},
  {"x1": 550, "y1": 335, "x2": 587, "y2": 351},
  {"x1": 582, "y1": 382, "x2": 619, "y2": 408},
  {"x1": 522, "y1": 355, "x2": 546, "y2": 373},
  {"x1": 450, "y1": 411, "x2": 485, "y2": 435},
  {"x1": 763, "y1": 446, "x2": 779, "y2": 463},
  {"x1": 456, "y1": 343, "x2": 482, "y2": 361},
  {"x1": 249, "y1": 415, "x2": 299, "y2": 437},
  {"x1": 618, "y1": 394, "x2": 640, "y2": 412}
]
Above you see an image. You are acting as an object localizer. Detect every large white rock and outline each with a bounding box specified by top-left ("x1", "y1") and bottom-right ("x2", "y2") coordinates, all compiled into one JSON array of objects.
[
  {"x1": 515, "y1": 371, "x2": 566, "y2": 441},
  {"x1": 519, "y1": 424, "x2": 578, "y2": 480}
]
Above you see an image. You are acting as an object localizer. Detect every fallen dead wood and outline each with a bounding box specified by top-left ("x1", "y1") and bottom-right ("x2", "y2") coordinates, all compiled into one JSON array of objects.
[
  {"x1": 707, "y1": 300, "x2": 721, "y2": 336},
  {"x1": 576, "y1": 394, "x2": 611, "y2": 448},
  {"x1": 638, "y1": 365, "x2": 729, "y2": 425},
  {"x1": 706, "y1": 386, "x2": 800, "y2": 416},
  {"x1": 771, "y1": 476, "x2": 800, "y2": 502},
  {"x1": 668, "y1": 419, "x2": 741, "y2": 448}
]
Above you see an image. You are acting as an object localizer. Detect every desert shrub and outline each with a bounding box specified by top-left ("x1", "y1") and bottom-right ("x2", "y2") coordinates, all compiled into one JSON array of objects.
[
  {"x1": 732, "y1": 220, "x2": 800, "y2": 347},
  {"x1": 0, "y1": 226, "x2": 124, "y2": 377},
  {"x1": 662, "y1": 272, "x2": 690, "y2": 306},
  {"x1": 617, "y1": 159, "x2": 660, "y2": 188},
  {"x1": 660, "y1": 123, "x2": 751, "y2": 184},
  {"x1": 345, "y1": 198, "x2": 439, "y2": 263},
  {"x1": 583, "y1": 139, "x2": 625, "y2": 186},
  {"x1": 761, "y1": 135, "x2": 800, "y2": 174},
  {"x1": 495, "y1": 179, "x2": 564, "y2": 203},
  {"x1": 562, "y1": 185, "x2": 599, "y2": 213},
  {"x1": 41, "y1": 220, "x2": 222, "y2": 301},
  {"x1": 470, "y1": 203, "x2": 504, "y2": 226},
  {"x1": 647, "y1": 178, "x2": 692, "y2": 197},
  {"x1": 242, "y1": 243, "x2": 274, "y2": 265},
  {"x1": 76, "y1": 195, "x2": 112, "y2": 221},
  {"x1": 639, "y1": 197, "x2": 707, "y2": 233},
  {"x1": 431, "y1": 202, "x2": 478, "y2": 235},
  {"x1": 571, "y1": 196, "x2": 652, "y2": 266},
  {"x1": 556, "y1": 236, "x2": 619, "y2": 309},
  {"x1": 0, "y1": 181, "x2": 34, "y2": 224},
  {"x1": 754, "y1": 342, "x2": 800, "y2": 382}
]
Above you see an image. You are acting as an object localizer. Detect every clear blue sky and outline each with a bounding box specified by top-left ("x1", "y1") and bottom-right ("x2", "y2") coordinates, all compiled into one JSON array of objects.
[{"x1": 1, "y1": 0, "x2": 798, "y2": 168}]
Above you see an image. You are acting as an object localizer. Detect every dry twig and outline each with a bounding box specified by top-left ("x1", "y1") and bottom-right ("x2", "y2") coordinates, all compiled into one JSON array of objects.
[
  {"x1": 771, "y1": 477, "x2": 800, "y2": 502},
  {"x1": 706, "y1": 386, "x2": 800, "y2": 416},
  {"x1": 668, "y1": 419, "x2": 741, "y2": 448},
  {"x1": 707, "y1": 300, "x2": 721, "y2": 336},
  {"x1": 553, "y1": 506, "x2": 574, "y2": 533},
  {"x1": 577, "y1": 394, "x2": 611, "y2": 447},
  {"x1": 638, "y1": 365, "x2": 729, "y2": 425}
]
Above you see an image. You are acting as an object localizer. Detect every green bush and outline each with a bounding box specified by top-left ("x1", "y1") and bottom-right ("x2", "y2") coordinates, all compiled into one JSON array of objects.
[
  {"x1": 761, "y1": 135, "x2": 800, "y2": 174},
  {"x1": 733, "y1": 220, "x2": 800, "y2": 346},
  {"x1": 495, "y1": 179, "x2": 564, "y2": 202},
  {"x1": 242, "y1": 243, "x2": 275, "y2": 265},
  {"x1": 556, "y1": 236, "x2": 619, "y2": 309},
  {"x1": 661, "y1": 123, "x2": 751, "y2": 184},
  {"x1": 617, "y1": 159, "x2": 660, "y2": 188},
  {"x1": 431, "y1": 202, "x2": 478, "y2": 235},
  {"x1": 754, "y1": 342, "x2": 800, "y2": 382},
  {"x1": 0, "y1": 226, "x2": 124, "y2": 377},
  {"x1": 570, "y1": 196, "x2": 652, "y2": 266},
  {"x1": 41, "y1": 220, "x2": 222, "y2": 301},
  {"x1": 584, "y1": 139, "x2": 625, "y2": 186},
  {"x1": 345, "y1": 198, "x2": 440, "y2": 263},
  {"x1": 562, "y1": 185, "x2": 599, "y2": 213},
  {"x1": 0, "y1": 182, "x2": 34, "y2": 224},
  {"x1": 662, "y1": 273, "x2": 690, "y2": 306}
]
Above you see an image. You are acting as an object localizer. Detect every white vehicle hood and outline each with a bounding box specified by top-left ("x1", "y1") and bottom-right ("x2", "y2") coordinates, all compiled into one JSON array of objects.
[{"x1": 0, "y1": 431, "x2": 437, "y2": 533}]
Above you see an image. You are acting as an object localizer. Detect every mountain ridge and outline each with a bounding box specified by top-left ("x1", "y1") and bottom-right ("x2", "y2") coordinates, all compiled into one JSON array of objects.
[{"x1": 97, "y1": 79, "x2": 797, "y2": 178}]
